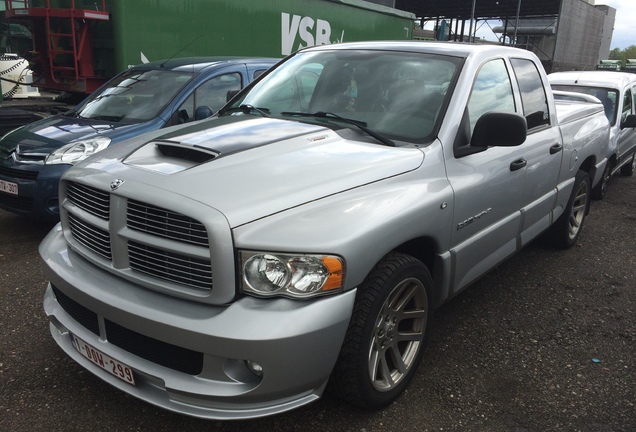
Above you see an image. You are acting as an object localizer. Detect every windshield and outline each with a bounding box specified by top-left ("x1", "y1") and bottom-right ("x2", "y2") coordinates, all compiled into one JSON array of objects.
[
  {"x1": 551, "y1": 84, "x2": 619, "y2": 126},
  {"x1": 226, "y1": 50, "x2": 461, "y2": 142},
  {"x1": 76, "y1": 69, "x2": 194, "y2": 122}
]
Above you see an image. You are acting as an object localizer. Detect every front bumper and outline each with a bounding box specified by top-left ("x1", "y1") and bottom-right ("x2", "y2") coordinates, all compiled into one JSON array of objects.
[
  {"x1": 40, "y1": 226, "x2": 356, "y2": 419},
  {"x1": 0, "y1": 161, "x2": 69, "y2": 222}
]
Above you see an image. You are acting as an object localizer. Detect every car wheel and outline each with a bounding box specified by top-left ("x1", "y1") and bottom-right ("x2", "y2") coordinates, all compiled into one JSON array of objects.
[
  {"x1": 548, "y1": 170, "x2": 590, "y2": 249},
  {"x1": 591, "y1": 162, "x2": 611, "y2": 200},
  {"x1": 329, "y1": 252, "x2": 433, "y2": 409},
  {"x1": 620, "y1": 153, "x2": 635, "y2": 176}
]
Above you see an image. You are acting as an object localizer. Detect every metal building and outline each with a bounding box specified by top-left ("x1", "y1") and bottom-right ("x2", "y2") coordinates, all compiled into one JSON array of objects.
[{"x1": 389, "y1": 0, "x2": 616, "y2": 73}]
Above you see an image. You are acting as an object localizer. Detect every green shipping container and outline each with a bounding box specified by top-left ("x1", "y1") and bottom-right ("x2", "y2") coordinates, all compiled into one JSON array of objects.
[{"x1": 27, "y1": 0, "x2": 413, "y2": 77}]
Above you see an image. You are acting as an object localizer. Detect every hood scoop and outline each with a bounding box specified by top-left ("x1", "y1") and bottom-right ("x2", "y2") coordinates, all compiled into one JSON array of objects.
[
  {"x1": 123, "y1": 117, "x2": 330, "y2": 175},
  {"x1": 124, "y1": 140, "x2": 219, "y2": 174}
]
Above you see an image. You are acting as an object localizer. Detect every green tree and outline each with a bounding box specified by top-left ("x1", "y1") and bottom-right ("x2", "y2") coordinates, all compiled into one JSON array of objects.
[{"x1": 608, "y1": 45, "x2": 636, "y2": 67}]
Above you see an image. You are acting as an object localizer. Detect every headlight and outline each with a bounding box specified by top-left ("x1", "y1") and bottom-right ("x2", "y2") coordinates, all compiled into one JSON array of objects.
[
  {"x1": 45, "y1": 136, "x2": 111, "y2": 165},
  {"x1": 240, "y1": 251, "x2": 344, "y2": 299}
]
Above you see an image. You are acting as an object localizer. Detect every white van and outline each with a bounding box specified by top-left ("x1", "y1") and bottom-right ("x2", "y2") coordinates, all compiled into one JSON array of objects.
[{"x1": 550, "y1": 71, "x2": 636, "y2": 199}]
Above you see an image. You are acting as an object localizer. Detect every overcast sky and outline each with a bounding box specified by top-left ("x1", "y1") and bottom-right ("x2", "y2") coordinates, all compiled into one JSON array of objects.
[{"x1": 596, "y1": 0, "x2": 635, "y2": 49}]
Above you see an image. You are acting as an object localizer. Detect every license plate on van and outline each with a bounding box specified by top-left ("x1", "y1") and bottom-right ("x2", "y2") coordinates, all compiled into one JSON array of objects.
[{"x1": 0, "y1": 179, "x2": 18, "y2": 195}]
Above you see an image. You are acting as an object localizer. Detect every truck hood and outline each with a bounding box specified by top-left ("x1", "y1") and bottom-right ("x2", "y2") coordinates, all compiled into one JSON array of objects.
[
  {"x1": 79, "y1": 116, "x2": 424, "y2": 227},
  {"x1": 0, "y1": 114, "x2": 148, "y2": 154}
]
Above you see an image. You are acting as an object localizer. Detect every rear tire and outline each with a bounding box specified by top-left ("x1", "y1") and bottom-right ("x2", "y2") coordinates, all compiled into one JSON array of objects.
[
  {"x1": 591, "y1": 162, "x2": 611, "y2": 200},
  {"x1": 329, "y1": 252, "x2": 433, "y2": 409},
  {"x1": 620, "y1": 153, "x2": 635, "y2": 176},
  {"x1": 547, "y1": 170, "x2": 590, "y2": 249}
]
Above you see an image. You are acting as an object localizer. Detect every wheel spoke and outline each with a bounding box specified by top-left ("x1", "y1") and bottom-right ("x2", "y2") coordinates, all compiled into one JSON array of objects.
[
  {"x1": 572, "y1": 202, "x2": 586, "y2": 213},
  {"x1": 400, "y1": 309, "x2": 427, "y2": 320},
  {"x1": 397, "y1": 330, "x2": 423, "y2": 342},
  {"x1": 389, "y1": 281, "x2": 418, "y2": 312},
  {"x1": 388, "y1": 344, "x2": 408, "y2": 375},
  {"x1": 379, "y1": 352, "x2": 394, "y2": 387}
]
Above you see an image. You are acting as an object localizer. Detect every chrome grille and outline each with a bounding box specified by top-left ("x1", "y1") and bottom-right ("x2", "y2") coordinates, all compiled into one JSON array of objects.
[
  {"x1": 128, "y1": 241, "x2": 213, "y2": 290},
  {"x1": 67, "y1": 182, "x2": 110, "y2": 220},
  {"x1": 127, "y1": 200, "x2": 208, "y2": 246},
  {"x1": 69, "y1": 214, "x2": 112, "y2": 260}
]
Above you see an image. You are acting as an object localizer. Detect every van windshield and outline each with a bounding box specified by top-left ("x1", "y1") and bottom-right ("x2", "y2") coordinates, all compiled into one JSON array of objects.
[
  {"x1": 551, "y1": 85, "x2": 619, "y2": 126},
  {"x1": 76, "y1": 69, "x2": 194, "y2": 123}
]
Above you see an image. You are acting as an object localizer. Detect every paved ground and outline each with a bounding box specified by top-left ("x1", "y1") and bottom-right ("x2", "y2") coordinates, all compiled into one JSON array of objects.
[{"x1": 1, "y1": 173, "x2": 634, "y2": 432}]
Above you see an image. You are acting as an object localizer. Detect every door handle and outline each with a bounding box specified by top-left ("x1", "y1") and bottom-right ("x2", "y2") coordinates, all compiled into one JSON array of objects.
[
  {"x1": 510, "y1": 159, "x2": 527, "y2": 171},
  {"x1": 550, "y1": 143, "x2": 563, "y2": 154}
]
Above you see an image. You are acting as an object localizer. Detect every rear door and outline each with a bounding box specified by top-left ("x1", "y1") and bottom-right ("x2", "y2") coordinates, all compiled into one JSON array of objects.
[{"x1": 509, "y1": 58, "x2": 562, "y2": 245}]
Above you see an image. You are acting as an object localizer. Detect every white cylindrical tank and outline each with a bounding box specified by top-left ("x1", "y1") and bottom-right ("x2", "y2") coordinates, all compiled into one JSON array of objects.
[{"x1": 0, "y1": 53, "x2": 40, "y2": 99}]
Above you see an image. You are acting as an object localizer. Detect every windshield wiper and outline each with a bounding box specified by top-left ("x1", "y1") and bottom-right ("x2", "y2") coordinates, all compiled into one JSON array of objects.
[
  {"x1": 62, "y1": 109, "x2": 80, "y2": 118},
  {"x1": 280, "y1": 111, "x2": 395, "y2": 147},
  {"x1": 221, "y1": 104, "x2": 271, "y2": 118}
]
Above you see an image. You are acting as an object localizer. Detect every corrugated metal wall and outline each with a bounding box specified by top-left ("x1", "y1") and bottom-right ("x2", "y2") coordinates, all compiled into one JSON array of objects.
[{"x1": 552, "y1": 0, "x2": 605, "y2": 71}]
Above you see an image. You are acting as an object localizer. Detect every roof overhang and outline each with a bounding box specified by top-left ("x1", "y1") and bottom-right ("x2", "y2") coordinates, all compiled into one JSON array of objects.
[{"x1": 396, "y1": 0, "x2": 562, "y2": 20}]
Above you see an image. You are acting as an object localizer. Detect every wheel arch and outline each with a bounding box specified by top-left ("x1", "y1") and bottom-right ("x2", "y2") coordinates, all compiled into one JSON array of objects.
[
  {"x1": 578, "y1": 155, "x2": 597, "y2": 180},
  {"x1": 389, "y1": 236, "x2": 444, "y2": 307}
]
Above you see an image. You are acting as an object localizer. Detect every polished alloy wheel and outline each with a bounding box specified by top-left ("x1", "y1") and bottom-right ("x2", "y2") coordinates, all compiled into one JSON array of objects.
[
  {"x1": 568, "y1": 177, "x2": 589, "y2": 241},
  {"x1": 368, "y1": 277, "x2": 428, "y2": 392}
]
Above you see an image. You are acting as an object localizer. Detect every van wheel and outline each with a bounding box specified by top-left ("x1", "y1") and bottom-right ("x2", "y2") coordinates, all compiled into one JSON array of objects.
[
  {"x1": 329, "y1": 252, "x2": 432, "y2": 409},
  {"x1": 620, "y1": 154, "x2": 635, "y2": 176},
  {"x1": 548, "y1": 170, "x2": 590, "y2": 249},
  {"x1": 591, "y1": 162, "x2": 611, "y2": 200}
]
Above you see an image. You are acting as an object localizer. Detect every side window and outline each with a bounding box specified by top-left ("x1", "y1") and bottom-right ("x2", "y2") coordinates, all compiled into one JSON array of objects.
[
  {"x1": 467, "y1": 59, "x2": 515, "y2": 135},
  {"x1": 622, "y1": 88, "x2": 633, "y2": 124},
  {"x1": 195, "y1": 72, "x2": 242, "y2": 113},
  {"x1": 177, "y1": 73, "x2": 242, "y2": 122},
  {"x1": 253, "y1": 69, "x2": 267, "y2": 80},
  {"x1": 510, "y1": 58, "x2": 550, "y2": 130}
]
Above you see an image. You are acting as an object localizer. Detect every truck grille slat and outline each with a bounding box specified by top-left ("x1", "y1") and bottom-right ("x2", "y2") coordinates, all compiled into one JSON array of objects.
[
  {"x1": 69, "y1": 214, "x2": 112, "y2": 259},
  {"x1": 127, "y1": 200, "x2": 208, "y2": 246},
  {"x1": 128, "y1": 241, "x2": 213, "y2": 290},
  {"x1": 67, "y1": 182, "x2": 110, "y2": 219}
]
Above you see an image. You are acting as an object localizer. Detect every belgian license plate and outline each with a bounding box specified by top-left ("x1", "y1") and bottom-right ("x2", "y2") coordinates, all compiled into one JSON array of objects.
[
  {"x1": 0, "y1": 179, "x2": 18, "y2": 195},
  {"x1": 71, "y1": 333, "x2": 135, "y2": 385}
]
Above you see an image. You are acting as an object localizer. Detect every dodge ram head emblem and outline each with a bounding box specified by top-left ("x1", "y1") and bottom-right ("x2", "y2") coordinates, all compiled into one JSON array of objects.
[{"x1": 110, "y1": 179, "x2": 125, "y2": 191}]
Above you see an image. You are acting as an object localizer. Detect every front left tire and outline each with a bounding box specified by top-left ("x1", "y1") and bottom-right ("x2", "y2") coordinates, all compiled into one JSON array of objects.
[{"x1": 329, "y1": 252, "x2": 433, "y2": 409}]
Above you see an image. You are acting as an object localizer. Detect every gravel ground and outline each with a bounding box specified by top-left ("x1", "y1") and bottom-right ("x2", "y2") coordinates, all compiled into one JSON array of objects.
[{"x1": 0, "y1": 173, "x2": 634, "y2": 432}]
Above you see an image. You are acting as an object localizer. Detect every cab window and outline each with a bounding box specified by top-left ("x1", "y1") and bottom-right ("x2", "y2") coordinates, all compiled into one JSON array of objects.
[
  {"x1": 622, "y1": 88, "x2": 633, "y2": 125},
  {"x1": 466, "y1": 59, "x2": 516, "y2": 135},
  {"x1": 510, "y1": 58, "x2": 550, "y2": 130}
]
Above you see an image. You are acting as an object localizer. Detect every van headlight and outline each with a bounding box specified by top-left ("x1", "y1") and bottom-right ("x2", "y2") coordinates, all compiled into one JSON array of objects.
[
  {"x1": 45, "y1": 136, "x2": 111, "y2": 165},
  {"x1": 240, "y1": 251, "x2": 344, "y2": 299}
]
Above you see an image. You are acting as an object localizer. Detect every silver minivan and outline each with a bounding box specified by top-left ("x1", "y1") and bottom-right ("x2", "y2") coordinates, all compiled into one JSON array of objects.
[{"x1": 550, "y1": 71, "x2": 636, "y2": 198}]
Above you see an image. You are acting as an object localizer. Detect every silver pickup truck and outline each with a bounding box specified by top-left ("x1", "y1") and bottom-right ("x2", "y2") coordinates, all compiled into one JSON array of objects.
[{"x1": 40, "y1": 42, "x2": 609, "y2": 419}]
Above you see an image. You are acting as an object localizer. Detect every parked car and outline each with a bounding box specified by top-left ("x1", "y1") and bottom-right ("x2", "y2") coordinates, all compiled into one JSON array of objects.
[
  {"x1": 0, "y1": 57, "x2": 277, "y2": 222},
  {"x1": 40, "y1": 41, "x2": 609, "y2": 419},
  {"x1": 549, "y1": 71, "x2": 636, "y2": 199}
]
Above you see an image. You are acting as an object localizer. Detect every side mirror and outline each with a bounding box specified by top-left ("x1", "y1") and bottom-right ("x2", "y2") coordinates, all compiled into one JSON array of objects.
[
  {"x1": 471, "y1": 112, "x2": 527, "y2": 147},
  {"x1": 621, "y1": 114, "x2": 636, "y2": 129},
  {"x1": 194, "y1": 106, "x2": 213, "y2": 121}
]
